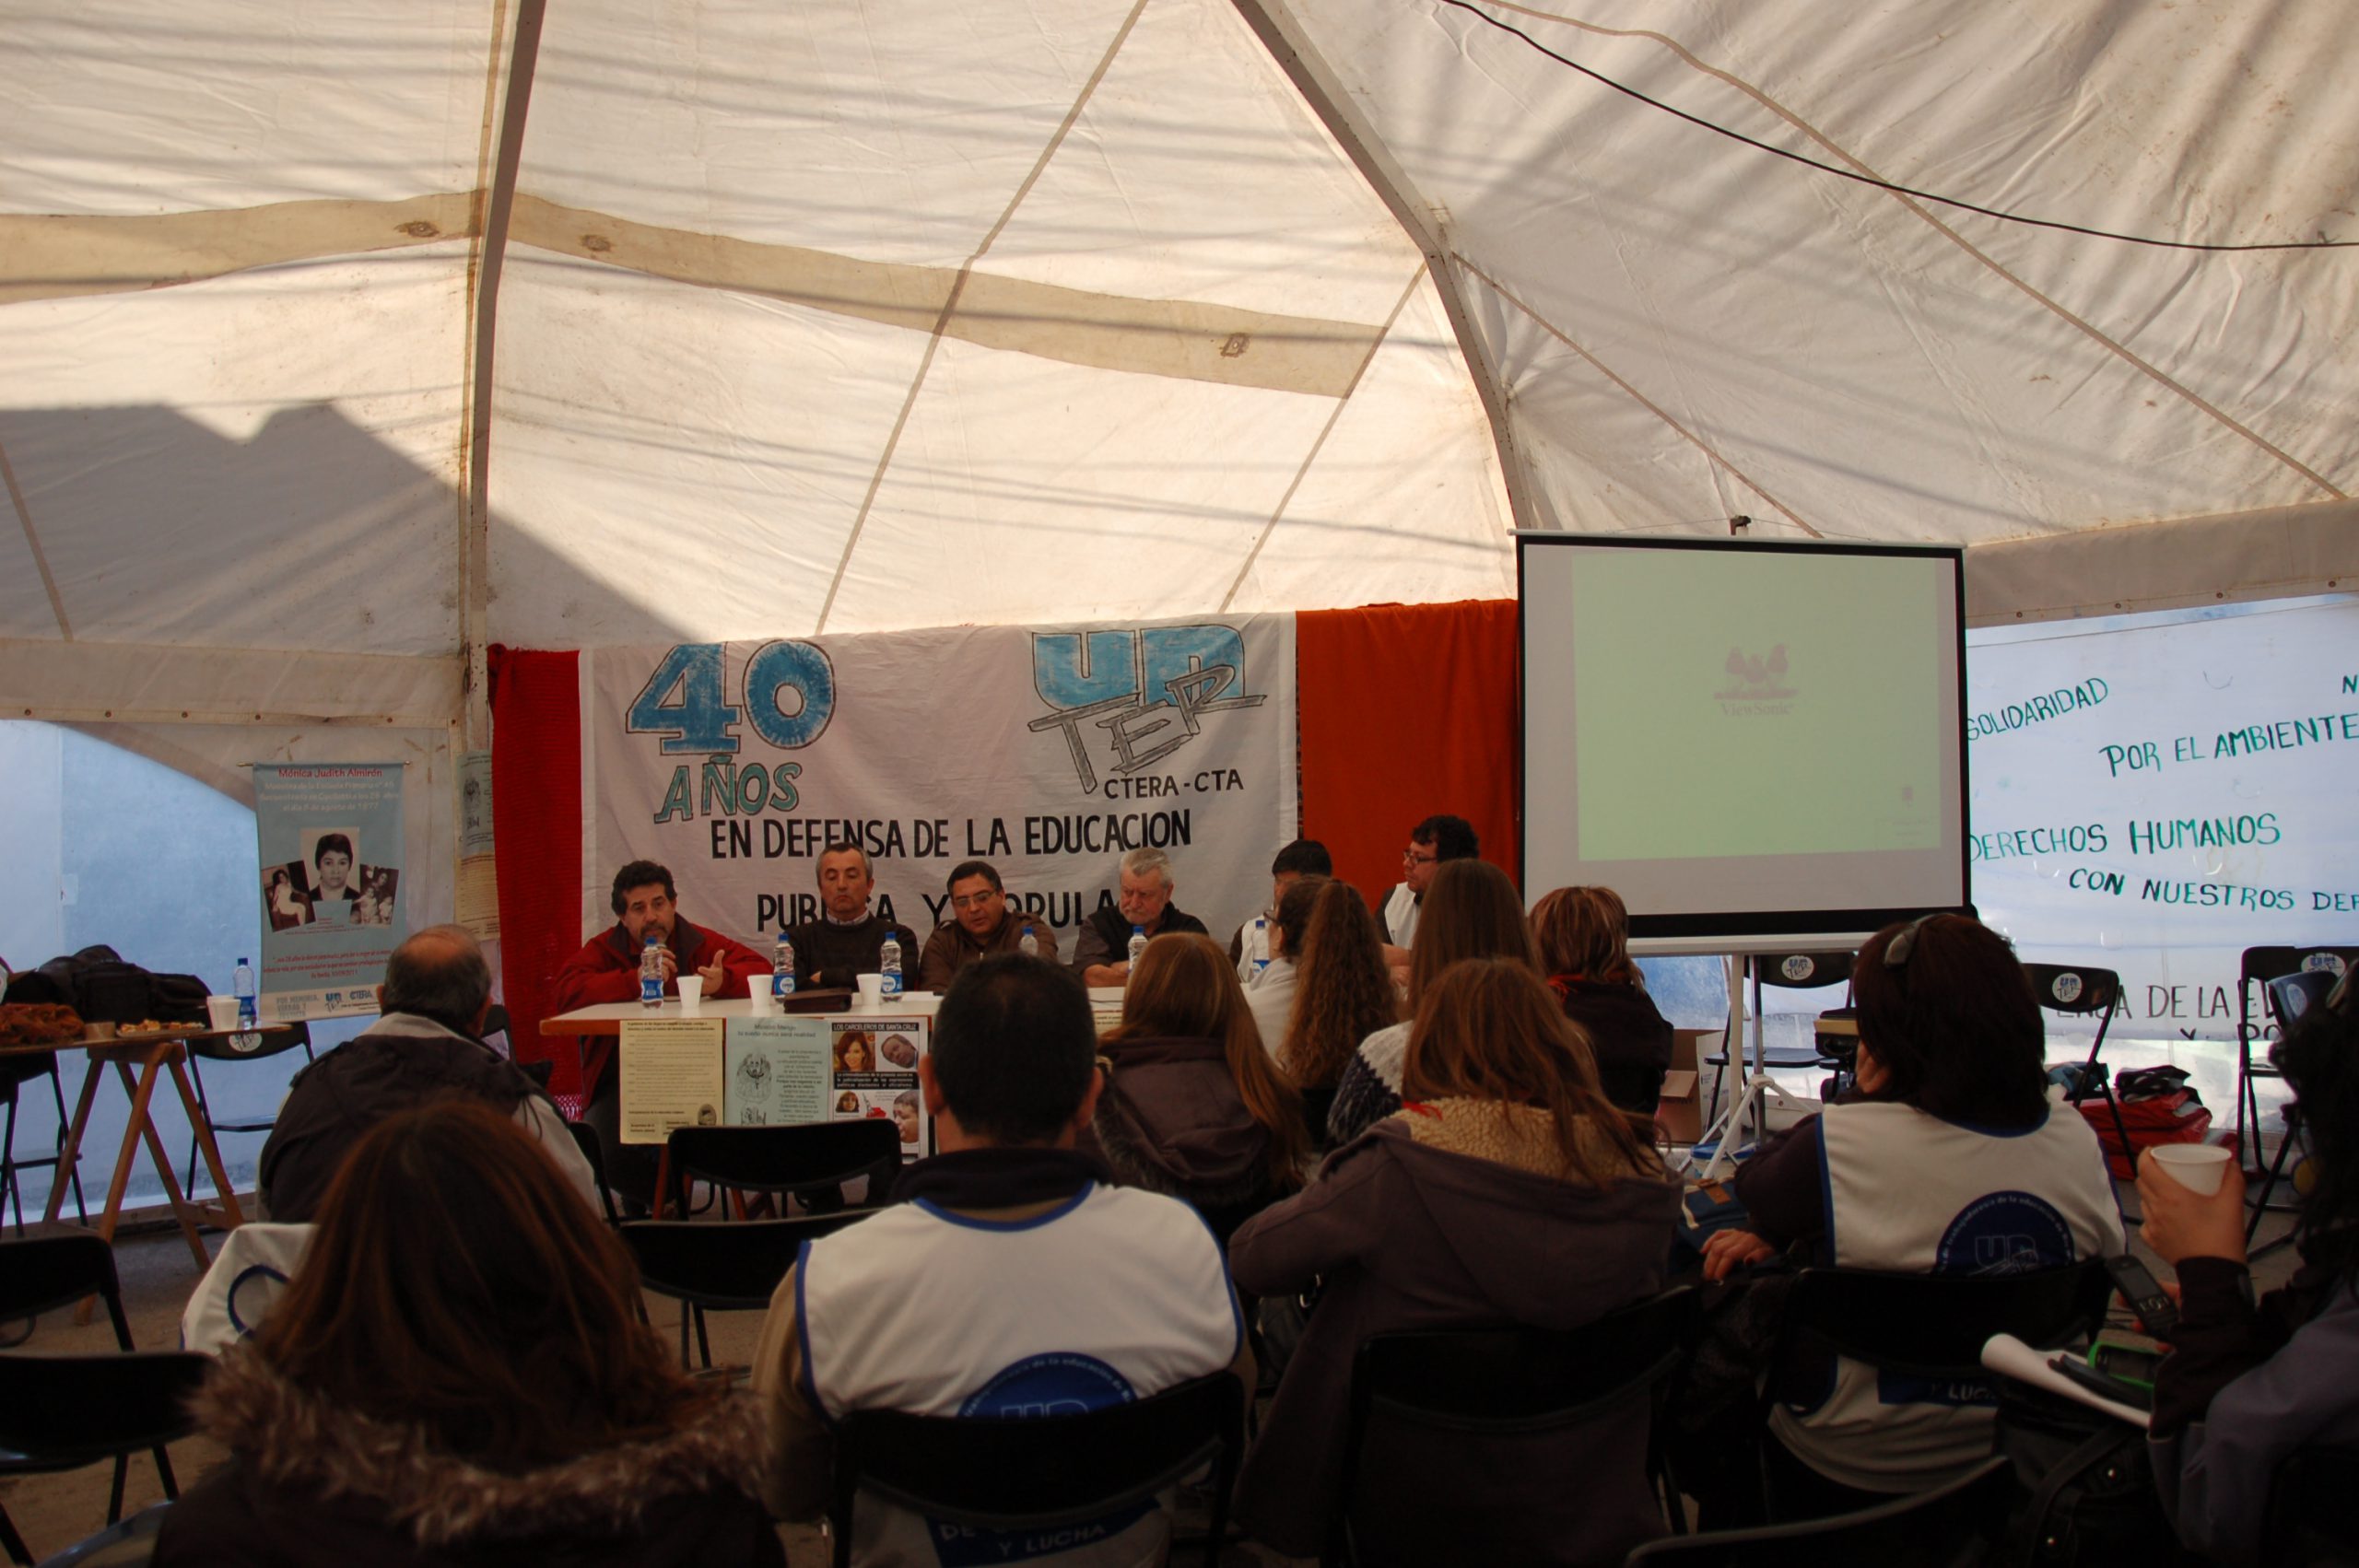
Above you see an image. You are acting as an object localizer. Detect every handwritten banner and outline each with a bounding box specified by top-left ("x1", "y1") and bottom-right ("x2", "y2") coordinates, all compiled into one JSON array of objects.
[
  {"x1": 583, "y1": 615, "x2": 1297, "y2": 966},
  {"x1": 1967, "y1": 600, "x2": 2359, "y2": 1071}
]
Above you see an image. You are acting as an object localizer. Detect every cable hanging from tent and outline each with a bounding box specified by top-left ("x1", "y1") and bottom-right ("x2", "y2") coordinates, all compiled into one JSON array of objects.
[{"x1": 1435, "y1": 0, "x2": 2354, "y2": 252}]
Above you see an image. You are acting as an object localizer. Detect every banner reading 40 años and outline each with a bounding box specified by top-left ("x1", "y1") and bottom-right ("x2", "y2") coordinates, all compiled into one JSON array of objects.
[
  {"x1": 1966, "y1": 599, "x2": 2359, "y2": 1063},
  {"x1": 253, "y1": 762, "x2": 408, "y2": 1019},
  {"x1": 584, "y1": 614, "x2": 1297, "y2": 967}
]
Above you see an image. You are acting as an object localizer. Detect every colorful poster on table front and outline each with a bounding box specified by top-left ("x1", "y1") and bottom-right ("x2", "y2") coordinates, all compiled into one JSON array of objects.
[{"x1": 252, "y1": 762, "x2": 407, "y2": 1019}]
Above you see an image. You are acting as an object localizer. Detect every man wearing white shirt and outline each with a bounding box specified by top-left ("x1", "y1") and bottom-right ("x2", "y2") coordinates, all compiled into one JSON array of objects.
[{"x1": 1229, "y1": 838, "x2": 1332, "y2": 982}]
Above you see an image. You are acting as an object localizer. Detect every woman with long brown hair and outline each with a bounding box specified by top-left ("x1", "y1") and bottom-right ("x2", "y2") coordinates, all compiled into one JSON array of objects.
[
  {"x1": 1325, "y1": 856, "x2": 1539, "y2": 1145},
  {"x1": 1231, "y1": 957, "x2": 1680, "y2": 1562},
  {"x1": 1276, "y1": 879, "x2": 1400, "y2": 1142},
  {"x1": 157, "y1": 1101, "x2": 782, "y2": 1567},
  {"x1": 1530, "y1": 883, "x2": 1674, "y2": 1113},
  {"x1": 1091, "y1": 932, "x2": 1309, "y2": 1242}
]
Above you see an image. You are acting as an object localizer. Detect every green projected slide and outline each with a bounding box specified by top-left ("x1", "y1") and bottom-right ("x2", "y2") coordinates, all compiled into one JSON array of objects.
[{"x1": 1566, "y1": 550, "x2": 1945, "y2": 861}]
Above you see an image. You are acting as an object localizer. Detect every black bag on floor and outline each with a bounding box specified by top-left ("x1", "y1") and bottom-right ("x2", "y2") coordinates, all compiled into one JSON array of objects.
[{"x1": 1995, "y1": 1378, "x2": 2189, "y2": 1564}]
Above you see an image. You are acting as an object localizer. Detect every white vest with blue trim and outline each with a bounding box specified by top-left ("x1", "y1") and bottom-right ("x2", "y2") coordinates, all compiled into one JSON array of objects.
[
  {"x1": 1769, "y1": 1090, "x2": 2123, "y2": 1493},
  {"x1": 800, "y1": 1181, "x2": 1239, "y2": 1568}
]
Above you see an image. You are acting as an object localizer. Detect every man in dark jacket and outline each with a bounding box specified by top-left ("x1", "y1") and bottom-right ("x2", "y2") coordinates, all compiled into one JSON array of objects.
[
  {"x1": 1072, "y1": 847, "x2": 1208, "y2": 986},
  {"x1": 784, "y1": 841, "x2": 921, "y2": 989},
  {"x1": 916, "y1": 860, "x2": 1061, "y2": 991},
  {"x1": 260, "y1": 926, "x2": 596, "y2": 1222}
]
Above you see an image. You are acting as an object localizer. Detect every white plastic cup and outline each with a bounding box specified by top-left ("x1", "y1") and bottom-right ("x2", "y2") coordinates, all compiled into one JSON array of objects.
[
  {"x1": 2150, "y1": 1142, "x2": 2231, "y2": 1195},
  {"x1": 675, "y1": 975, "x2": 705, "y2": 1012},
  {"x1": 206, "y1": 996, "x2": 241, "y2": 1032},
  {"x1": 745, "y1": 985, "x2": 775, "y2": 1015},
  {"x1": 856, "y1": 973, "x2": 886, "y2": 1009}
]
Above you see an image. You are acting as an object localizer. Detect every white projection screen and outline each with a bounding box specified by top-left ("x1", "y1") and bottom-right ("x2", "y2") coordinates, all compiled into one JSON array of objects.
[{"x1": 1520, "y1": 535, "x2": 1969, "y2": 942}]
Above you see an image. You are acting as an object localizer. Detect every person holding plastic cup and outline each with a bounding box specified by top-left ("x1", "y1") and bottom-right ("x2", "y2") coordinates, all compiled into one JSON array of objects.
[{"x1": 2140, "y1": 966, "x2": 2359, "y2": 1566}]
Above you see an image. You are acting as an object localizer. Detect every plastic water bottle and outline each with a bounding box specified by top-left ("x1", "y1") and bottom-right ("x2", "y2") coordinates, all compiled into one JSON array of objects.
[
  {"x1": 232, "y1": 957, "x2": 258, "y2": 1027},
  {"x1": 879, "y1": 933, "x2": 903, "y2": 999},
  {"x1": 1127, "y1": 924, "x2": 1147, "y2": 970},
  {"x1": 1019, "y1": 923, "x2": 1039, "y2": 958},
  {"x1": 1250, "y1": 917, "x2": 1271, "y2": 976},
  {"x1": 772, "y1": 931, "x2": 797, "y2": 998},
  {"x1": 640, "y1": 933, "x2": 663, "y2": 1007}
]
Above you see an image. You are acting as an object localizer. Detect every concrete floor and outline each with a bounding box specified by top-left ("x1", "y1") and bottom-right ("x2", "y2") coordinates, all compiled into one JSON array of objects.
[{"x1": 1, "y1": 1180, "x2": 2301, "y2": 1565}]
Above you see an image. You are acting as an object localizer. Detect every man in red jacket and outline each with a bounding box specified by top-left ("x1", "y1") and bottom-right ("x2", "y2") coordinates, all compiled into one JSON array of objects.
[{"x1": 552, "y1": 860, "x2": 768, "y2": 1209}]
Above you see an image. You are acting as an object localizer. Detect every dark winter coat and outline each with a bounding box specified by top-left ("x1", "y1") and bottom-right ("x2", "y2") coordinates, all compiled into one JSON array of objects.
[
  {"x1": 1229, "y1": 1102, "x2": 1681, "y2": 1562},
  {"x1": 1551, "y1": 975, "x2": 1676, "y2": 1114},
  {"x1": 154, "y1": 1348, "x2": 785, "y2": 1567},
  {"x1": 1084, "y1": 1034, "x2": 1289, "y2": 1243}
]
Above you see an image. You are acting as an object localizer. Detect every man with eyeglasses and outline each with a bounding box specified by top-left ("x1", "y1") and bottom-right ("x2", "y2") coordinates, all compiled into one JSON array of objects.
[
  {"x1": 917, "y1": 860, "x2": 1061, "y2": 990},
  {"x1": 1380, "y1": 814, "x2": 1480, "y2": 958},
  {"x1": 1073, "y1": 847, "x2": 1209, "y2": 987}
]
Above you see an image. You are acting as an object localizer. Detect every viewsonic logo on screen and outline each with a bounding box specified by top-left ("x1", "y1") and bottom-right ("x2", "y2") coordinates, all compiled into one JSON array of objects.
[{"x1": 1716, "y1": 644, "x2": 1794, "y2": 714}]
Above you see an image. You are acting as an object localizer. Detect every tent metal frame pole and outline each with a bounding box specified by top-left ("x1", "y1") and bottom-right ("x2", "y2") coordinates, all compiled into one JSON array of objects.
[
  {"x1": 459, "y1": 0, "x2": 549, "y2": 751},
  {"x1": 1229, "y1": 0, "x2": 1549, "y2": 536}
]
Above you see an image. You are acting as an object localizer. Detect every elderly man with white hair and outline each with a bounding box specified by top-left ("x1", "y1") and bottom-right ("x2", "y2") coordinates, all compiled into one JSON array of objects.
[{"x1": 1072, "y1": 847, "x2": 1210, "y2": 987}]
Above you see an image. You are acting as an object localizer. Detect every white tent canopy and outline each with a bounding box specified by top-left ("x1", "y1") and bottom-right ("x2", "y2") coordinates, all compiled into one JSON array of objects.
[{"x1": 5, "y1": 0, "x2": 2354, "y2": 741}]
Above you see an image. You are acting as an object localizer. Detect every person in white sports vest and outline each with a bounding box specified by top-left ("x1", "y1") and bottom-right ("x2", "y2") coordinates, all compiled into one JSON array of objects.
[
  {"x1": 752, "y1": 954, "x2": 1252, "y2": 1568},
  {"x1": 1701, "y1": 914, "x2": 2123, "y2": 1514}
]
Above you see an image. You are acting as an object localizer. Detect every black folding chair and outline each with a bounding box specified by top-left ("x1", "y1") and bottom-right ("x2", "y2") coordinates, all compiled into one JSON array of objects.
[
  {"x1": 618, "y1": 1213, "x2": 874, "y2": 1368},
  {"x1": 2246, "y1": 969, "x2": 2341, "y2": 1246},
  {"x1": 1706, "y1": 954, "x2": 1854, "y2": 1124},
  {"x1": 2236, "y1": 946, "x2": 2357, "y2": 1178},
  {"x1": 1761, "y1": 1262, "x2": 2111, "y2": 1524},
  {"x1": 827, "y1": 1372, "x2": 1244, "y2": 1568},
  {"x1": 1, "y1": 1049, "x2": 86, "y2": 1236},
  {"x1": 2023, "y1": 963, "x2": 2135, "y2": 1175},
  {"x1": 179, "y1": 1021, "x2": 314, "y2": 1199},
  {"x1": 662, "y1": 1119, "x2": 901, "y2": 1220},
  {"x1": 566, "y1": 1118, "x2": 620, "y2": 1226},
  {"x1": 1621, "y1": 1456, "x2": 2012, "y2": 1566},
  {"x1": 0, "y1": 1232, "x2": 207, "y2": 1565},
  {"x1": 1327, "y1": 1287, "x2": 1700, "y2": 1567}
]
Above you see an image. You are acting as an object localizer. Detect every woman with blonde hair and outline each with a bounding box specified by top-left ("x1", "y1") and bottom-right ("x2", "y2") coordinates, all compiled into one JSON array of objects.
[
  {"x1": 157, "y1": 1100, "x2": 782, "y2": 1565},
  {"x1": 1231, "y1": 957, "x2": 1679, "y2": 1562},
  {"x1": 1276, "y1": 879, "x2": 1400, "y2": 1143},
  {"x1": 1326, "y1": 857, "x2": 1539, "y2": 1145},
  {"x1": 1090, "y1": 932, "x2": 1309, "y2": 1242},
  {"x1": 1530, "y1": 884, "x2": 1674, "y2": 1113}
]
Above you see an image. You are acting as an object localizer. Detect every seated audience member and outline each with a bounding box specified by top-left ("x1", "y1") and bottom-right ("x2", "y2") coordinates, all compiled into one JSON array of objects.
[
  {"x1": 2141, "y1": 968, "x2": 2359, "y2": 1567},
  {"x1": 1699, "y1": 915, "x2": 2121, "y2": 1515},
  {"x1": 1229, "y1": 838, "x2": 1332, "y2": 979},
  {"x1": 1231, "y1": 958, "x2": 1679, "y2": 1562},
  {"x1": 786, "y1": 840, "x2": 922, "y2": 989},
  {"x1": 551, "y1": 860, "x2": 767, "y2": 1207},
  {"x1": 1379, "y1": 813, "x2": 1479, "y2": 959},
  {"x1": 260, "y1": 925, "x2": 597, "y2": 1223},
  {"x1": 1328, "y1": 858, "x2": 1539, "y2": 1146},
  {"x1": 158, "y1": 1102, "x2": 782, "y2": 1567},
  {"x1": 1241, "y1": 874, "x2": 1324, "y2": 1051},
  {"x1": 1277, "y1": 881, "x2": 1401, "y2": 1145},
  {"x1": 917, "y1": 859, "x2": 1059, "y2": 990},
  {"x1": 1072, "y1": 846, "x2": 1210, "y2": 986},
  {"x1": 1091, "y1": 932, "x2": 1308, "y2": 1243},
  {"x1": 1531, "y1": 884, "x2": 1674, "y2": 1114},
  {"x1": 752, "y1": 955, "x2": 1250, "y2": 1566}
]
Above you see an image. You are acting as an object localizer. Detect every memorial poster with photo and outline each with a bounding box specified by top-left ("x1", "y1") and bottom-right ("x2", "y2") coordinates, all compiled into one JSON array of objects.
[
  {"x1": 617, "y1": 1017, "x2": 726, "y2": 1145},
  {"x1": 252, "y1": 761, "x2": 407, "y2": 1018},
  {"x1": 581, "y1": 615, "x2": 1296, "y2": 967},
  {"x1": 1966, "y1": 600, "x2": 2359, "y2": 1075},
  {"x1": 725, "y1": 1013, "x2": 931, "y2": 1156}
]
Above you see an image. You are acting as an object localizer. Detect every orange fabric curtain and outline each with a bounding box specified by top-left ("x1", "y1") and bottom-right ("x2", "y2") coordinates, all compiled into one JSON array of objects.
[{"x1": 1297, "y1": 599, "x2": 1520, "y2": 916}]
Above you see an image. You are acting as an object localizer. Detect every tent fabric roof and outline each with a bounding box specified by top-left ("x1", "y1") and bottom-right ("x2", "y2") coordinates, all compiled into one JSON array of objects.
[{"x1": 4, "y1": 0, "x2": 2353, "y2": 720}]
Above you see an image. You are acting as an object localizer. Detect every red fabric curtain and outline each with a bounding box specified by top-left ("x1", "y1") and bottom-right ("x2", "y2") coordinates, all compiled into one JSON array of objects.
[
  {"x1": 1297, "y1": 599, "x2": 1520, "y2": 918},
  {"x1": 487, "y1": 645, "x2": 582, "y2": 1093}
]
